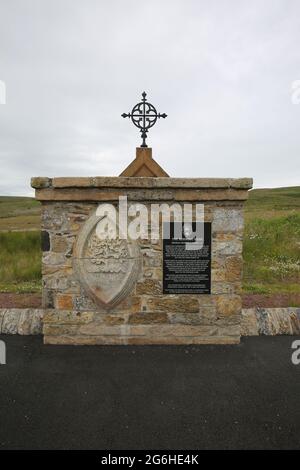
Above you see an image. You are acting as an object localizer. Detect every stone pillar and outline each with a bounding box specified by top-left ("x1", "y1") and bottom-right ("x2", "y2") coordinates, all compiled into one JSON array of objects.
[{"x1": 31, "y1": 176, "x2": 252, "y2": 345}]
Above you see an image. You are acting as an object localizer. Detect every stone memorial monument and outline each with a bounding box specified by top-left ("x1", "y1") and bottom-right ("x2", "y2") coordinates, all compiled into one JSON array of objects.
[{"x1": 31, "y1": 92, "x2": 252, "y2": 345}]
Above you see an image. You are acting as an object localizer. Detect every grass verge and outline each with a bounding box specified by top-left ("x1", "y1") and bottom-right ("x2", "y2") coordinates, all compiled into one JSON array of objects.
[
  {"x1": 0, "y1": 231, "x2": 42, "y2": 292},
  {"x1": 243, "y1": 213, "x2": 300, "y2": 294}
]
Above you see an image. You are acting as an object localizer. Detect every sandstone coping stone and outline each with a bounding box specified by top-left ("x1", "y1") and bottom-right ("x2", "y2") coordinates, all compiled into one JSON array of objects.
[
  {"x1": 241, "y1": 308, "x2": 259, "y2": 336},
  {"x1": 241, "y1": 307, "x2": 300, "y2": 336},
  {"x1": 35, "y1": 188, "x2": 251, "y2": 202},
  {"x1": 32, "y1": 176, "x2": 253, "y2": 190},
  {"x1": 0, "y1": 309, "x2": 44, "y2": 335},
  {"x1": 1, "y1": 310, "x2": 21, "y2": 334}
]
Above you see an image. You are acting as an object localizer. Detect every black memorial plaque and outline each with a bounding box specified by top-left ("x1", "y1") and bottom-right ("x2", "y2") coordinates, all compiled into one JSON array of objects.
[{"x1": 163, "y1": 222, "x2": 211, "y2": 294}]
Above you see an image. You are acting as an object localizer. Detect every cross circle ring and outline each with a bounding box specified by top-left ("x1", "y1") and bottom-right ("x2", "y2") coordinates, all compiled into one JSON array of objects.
[{"x1": 131, "y1": 101, "x2": 158, "y2": 131}]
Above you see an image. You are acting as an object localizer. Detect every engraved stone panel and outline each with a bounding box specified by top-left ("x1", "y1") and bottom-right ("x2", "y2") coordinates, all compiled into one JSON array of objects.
[{"x1": 74, "y1": 212, "x2": 141, "y2": 309}]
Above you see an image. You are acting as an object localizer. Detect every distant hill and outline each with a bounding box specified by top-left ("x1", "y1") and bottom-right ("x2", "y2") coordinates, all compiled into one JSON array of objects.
[
  {"x1": 245, "y1": 186, "x2": 300, "y2": 220},
  {"x1": 0, "y1": 196, "x2": 41, "y2": 231},
  {"x1": 0, "y1": 187, "x2": 299, "y2": 230}
]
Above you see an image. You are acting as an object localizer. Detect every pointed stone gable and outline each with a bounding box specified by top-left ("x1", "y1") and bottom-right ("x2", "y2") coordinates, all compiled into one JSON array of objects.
[{"x1": 119, "y1": 147, "x2": 169, "y2": 177}]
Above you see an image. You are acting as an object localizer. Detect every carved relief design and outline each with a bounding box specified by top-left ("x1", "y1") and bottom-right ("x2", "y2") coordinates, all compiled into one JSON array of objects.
[
  {"x1": 87, "y1": 235, "x2": 129, "y2": 273},
  {"x1": 73, "y1": 212, "x2": 141, "y2": 309}
]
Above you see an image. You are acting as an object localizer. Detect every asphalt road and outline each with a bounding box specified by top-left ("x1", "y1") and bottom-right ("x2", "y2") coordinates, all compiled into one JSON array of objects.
[{"x1": 0, "y1": 335, "x2": 299, "y2": 450}]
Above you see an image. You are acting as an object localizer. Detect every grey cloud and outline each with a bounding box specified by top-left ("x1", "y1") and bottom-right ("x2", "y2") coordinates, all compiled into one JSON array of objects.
[{"x1": 0, "y1": 0, "x2": 299, "y2": 196}]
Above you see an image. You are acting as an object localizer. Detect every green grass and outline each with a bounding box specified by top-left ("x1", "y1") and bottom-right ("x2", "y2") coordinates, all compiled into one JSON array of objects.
[
  {"x1": 0, "y1": 280, "x2": 42, "y2": 293},
  {"x1": 243, "y1": 213, "x2": 300, "y2": 294},
  {"x1": 0, "y1": 187, "x2": 299, "y2": 294},
  {"x1": 243, "y1": 186, "x2": 300, "y2": 294},
  {"x1": 0, "y1": 231, "x2": 42, "y2": 293}
]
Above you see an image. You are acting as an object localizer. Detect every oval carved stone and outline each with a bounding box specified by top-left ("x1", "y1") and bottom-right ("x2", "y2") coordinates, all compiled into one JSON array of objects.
[{"x1": 74, "y1": 212, "x2": 141, "y2": 309}]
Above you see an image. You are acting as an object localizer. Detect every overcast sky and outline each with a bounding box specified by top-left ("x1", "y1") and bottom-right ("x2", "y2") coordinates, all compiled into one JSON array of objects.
[{"x1": 0, "y1": 0, "x2": 299, "y2": 196}]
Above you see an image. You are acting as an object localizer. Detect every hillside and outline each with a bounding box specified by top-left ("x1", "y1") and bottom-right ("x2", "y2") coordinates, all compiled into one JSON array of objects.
[
  {"x1": 245, "y1": 186, "x2": 300, "y2": 220},
  {"x1": 0, "y1": 196, "x2": 41, "y2": 231},
  {"x1": 0, "y1": 186, "x2": 299, "y2": 230}
]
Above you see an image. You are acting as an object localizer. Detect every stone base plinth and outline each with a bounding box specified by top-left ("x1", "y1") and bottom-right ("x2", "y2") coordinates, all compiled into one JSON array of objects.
[{"x1": 42, "y1": 307, "x2": 241, "y2": 345}]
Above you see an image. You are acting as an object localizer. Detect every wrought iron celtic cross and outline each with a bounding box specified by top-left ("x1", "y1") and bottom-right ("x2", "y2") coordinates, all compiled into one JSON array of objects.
[{"x1": 122, "y1": 92, "x2": 167, "y2": 148}]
